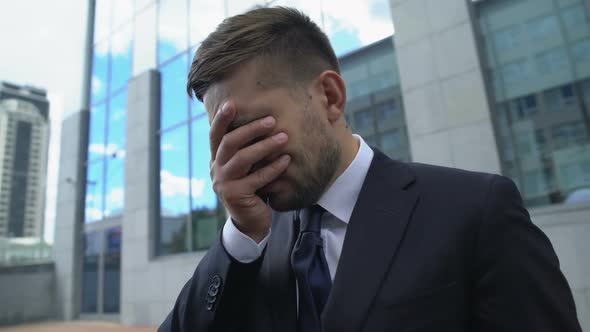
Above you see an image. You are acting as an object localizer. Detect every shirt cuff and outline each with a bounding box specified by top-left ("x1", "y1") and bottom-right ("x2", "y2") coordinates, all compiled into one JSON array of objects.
[{"x1": 221, "y1": 217, "x2": 270, "y2": 263}]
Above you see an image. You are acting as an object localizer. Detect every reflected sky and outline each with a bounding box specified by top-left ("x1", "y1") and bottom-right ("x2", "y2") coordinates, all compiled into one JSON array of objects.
[
  {"x1": 160, "y1": 125, "x2": 190, "y2": 217},
  {"x1": 191, "y1": 115, "x2": 216, "y2": 210},
  {"x1": 160, "y1": 54, "x2": 189, "y2": 129},
  {"x1": 86, "y1": 160, "x2": 104, "y2": 223}
]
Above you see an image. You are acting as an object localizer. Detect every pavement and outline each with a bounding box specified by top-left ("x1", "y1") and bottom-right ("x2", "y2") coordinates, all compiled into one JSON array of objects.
[{"x1": 0, "y1": 321, "x2": 156, "y2": 332}]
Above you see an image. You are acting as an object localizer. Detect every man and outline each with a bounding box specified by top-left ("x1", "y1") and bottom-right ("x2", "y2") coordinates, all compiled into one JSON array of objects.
[{"x1": 158, "y1": 6, "x2": 582, "y2": 332}]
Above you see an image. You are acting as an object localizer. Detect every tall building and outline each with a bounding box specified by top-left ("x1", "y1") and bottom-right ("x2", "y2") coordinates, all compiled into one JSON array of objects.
[
  {"x1": 0, "y1": 82, "x2": 50, "y2": 238},
  {"x1": 52, "y1": 0, "x2": 590, "y2": 328}
]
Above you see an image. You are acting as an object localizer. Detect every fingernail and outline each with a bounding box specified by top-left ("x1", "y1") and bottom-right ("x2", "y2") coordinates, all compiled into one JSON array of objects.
[
  {"x1": 280, "y1": 155, "x2": 291, "y2": 164},
  {"x1": 262, "y1": 116, "x2": 275, "y2": 127},
  {"x1": 221, "y1": 102, "x2": 232, "y2": 115},
  {"x1": 273, "y1": 132, "x2": 287, "y2": 143}
]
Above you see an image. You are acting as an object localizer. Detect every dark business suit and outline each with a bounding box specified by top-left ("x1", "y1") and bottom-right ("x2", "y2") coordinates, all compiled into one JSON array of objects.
[{"x1": 159, "y1": 149, "x2": 582, "y2": 332}]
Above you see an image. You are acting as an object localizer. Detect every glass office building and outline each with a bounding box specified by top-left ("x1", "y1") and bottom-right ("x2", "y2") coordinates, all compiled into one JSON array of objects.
[{"x1": 52, "y1": 0, "x2": 590, "y2": 327}]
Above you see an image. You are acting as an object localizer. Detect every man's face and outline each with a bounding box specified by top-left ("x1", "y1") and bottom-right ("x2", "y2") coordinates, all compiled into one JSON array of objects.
[{"x1": 204, "y1": 61, "x2": 341, "y2": 211}]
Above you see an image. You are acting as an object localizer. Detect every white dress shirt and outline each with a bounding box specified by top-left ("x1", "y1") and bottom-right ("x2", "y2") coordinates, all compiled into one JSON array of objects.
[{"x1": 222, "y1": 134, "x2": 374, "y2": 280}]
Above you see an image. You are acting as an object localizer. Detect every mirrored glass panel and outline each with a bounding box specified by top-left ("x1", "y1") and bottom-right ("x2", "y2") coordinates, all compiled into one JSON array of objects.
[
  {"x1": 107, "y1": 90, "x2": 127, "y2": 157},
  {"x1": 111, "y1": 0, "x2": 133, "y2": 29},
  {"x1": 190, "y1": 0, "x2": 225, "y2": 46},
  {"x1": 92, "y1": 41, "x2": 109, "y2": 104},
  {"x1": 94, "y1": 0, "x2": 112, "y2": 43},
  {"x1": 133, "y1": 4, "x2": 157, "y2": 76},
  {"x1": 103, "y1": 227, "x2": 121, "y2": 313},
  {"x1": 81, "y1": 231, "x2": 100, "y2": 313},
  {"x1": 159, "y1": 125, "x2": 190, "y2": 254},
  {"x1": 86, "y1": 160, "x2": 104, "y2": 223},
  {"x1": 191, "y1": 116, "x2": 222, "y2": 250},
  {"x1": 89, "y1": 103, "x2": 106, "y2": 161},
  {"x1": 110, "y1": 25, "x2": 133, "y2": 93},
  {"x1": 161, "y1": 54, "x2": 189, "y2": 130},
  {"x1": 478, "y1": 0, "x2": 590, "y2": 207},
  {"x1": 158, "y1": 0, "x2": 188, "y2": 64}
]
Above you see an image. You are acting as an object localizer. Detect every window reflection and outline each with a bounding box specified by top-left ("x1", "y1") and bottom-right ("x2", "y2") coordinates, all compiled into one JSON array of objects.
[
  {"x1": 161, "y1": 54, "x2": 189, "y2": 130},
  {"x1": 191, "y1": 116, "x2": 223, "y2": 250},
  {"x1": 158, "y1": 0, "x2": 188, "y2": 64},
  {"x1": 159, "y1": 125, "x2": 190, "y2": 254},
  {"x1": 82, "y1": 232, "x2": 101, "y2": 313},
  {"x1": 111, "y1": 0, "x2": 133, "y2": 29},
  {"x1": 94, "y1": 0, "x2": 112, "y2": 43},
  {"x1": 354, "y1": 110, "x2": 374, "y2": 130},
  {"x1": 92, "y1": 41, "x2": 109, "y2": 104},
  {"x1": 379, "y1": 130, "x2": 400, "y2": 151},
  {"x1": 105, "y1": 156, "x2": 124, "y2": 217},
  {"x1": 89, "y1": 103, "x2": 106, "y2": 161},
  {"x1": 133, "y1": 4, "x2": 157, "y2": 76},
  {"x1": 86, "y1": 160, "x2": 104, "y2": 223},
  {"x1": 190, "y1": 0, "x2": 225, "y2": 45},
  {"x1": 474, "y1": 0, "x2": 590, "y2": 207},
  {"x1": 103, "y1": 227, "x2": 121, "y2": 313},
  {"x1": 107, "y1": 90, "x2": 127, "y2": 155},
  {"x1": 111, "y1": 25, "x2": 133, "y2": 92}
]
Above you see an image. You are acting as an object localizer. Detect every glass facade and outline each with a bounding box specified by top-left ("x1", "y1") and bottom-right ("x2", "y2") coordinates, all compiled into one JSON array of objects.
[
  {"x1": 478, "y1": 0, "x2": 590, "y2": 207},
  {"x1": 81, "y1": 227, "x2": 121, "y2": 314},
  {"x1": 340, "y1": 37, "x2": 411, "y2": 162},
  {"x1": 89, "y1": 0, "x2": 402, "y2": 256},
  {"x1": 86, "y1": 0, "x2": 132, "y2": 223}
]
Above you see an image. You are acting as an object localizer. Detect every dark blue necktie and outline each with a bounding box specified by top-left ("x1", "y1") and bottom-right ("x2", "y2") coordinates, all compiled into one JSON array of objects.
[{"x1": 291, "y1": 205, "x2": 332, "y2": 332}]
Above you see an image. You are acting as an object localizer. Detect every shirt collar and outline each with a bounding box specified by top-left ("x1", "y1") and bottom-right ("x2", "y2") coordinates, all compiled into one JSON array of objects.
[{"x1": 316, "y1": 134, "x2": 374, "y2": 223}]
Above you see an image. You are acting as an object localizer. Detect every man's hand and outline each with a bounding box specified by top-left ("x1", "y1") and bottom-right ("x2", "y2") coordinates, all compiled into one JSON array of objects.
[{"x1": 210, "y1": 101, "x2": 290, "y2": 243}]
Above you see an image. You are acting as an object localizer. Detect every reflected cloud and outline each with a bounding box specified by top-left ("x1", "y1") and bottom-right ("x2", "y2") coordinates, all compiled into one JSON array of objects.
[
  {"x1": 105, "y1": 187, "x2": 124, "y2": 211},
  {"x1": 91, "y1": 76, "x2": 103, "y2": 97},
  {"x1": 162, "y1": 143, "x2": 175, "y2": 151},
  {"x1": 89, "y1": 143, "x2": 122, "y2": 156},
  {"x1": 160, "y1": 170, "x2": 207, "y2": 198},
  {"x1": 85, "y1": 207, "x2": 102, "y2": 222},
  {"x1": 322, "y1": 0, "x2": 393, "y2": 49}
]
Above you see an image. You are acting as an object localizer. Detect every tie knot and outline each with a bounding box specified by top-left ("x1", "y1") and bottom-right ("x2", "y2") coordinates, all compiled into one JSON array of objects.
[{"x1": 301, "y1": 205, "x2": 325, "y2": 233}]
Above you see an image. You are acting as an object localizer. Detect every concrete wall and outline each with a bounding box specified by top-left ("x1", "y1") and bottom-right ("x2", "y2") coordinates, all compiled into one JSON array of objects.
[
  {"x1": 121, "y1": 69, "x2": 204, "y2": 326},
  {"x1": 53, "y1": 110, "x2": 88, "y2": 320},
  {"x1": 390, "y1": 0, "x2": 502, "y2": 174},
  {"x1": 0, "y1": 263, "x2": 56, "y2": 325}
]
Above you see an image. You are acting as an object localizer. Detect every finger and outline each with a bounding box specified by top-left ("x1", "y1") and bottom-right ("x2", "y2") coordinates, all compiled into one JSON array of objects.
[
  {"x1": 241, "y1": 154, "x2": 291, "y2": 191},
  {"x1": 209, "y1": 101, "x2": 235, "y2": 161},
  {"x1": 221, "y1": 132, "x2": 288, "y2": 178},
  {"x1": 216, "y1": 115, "x2": 276, "y2": 165}
]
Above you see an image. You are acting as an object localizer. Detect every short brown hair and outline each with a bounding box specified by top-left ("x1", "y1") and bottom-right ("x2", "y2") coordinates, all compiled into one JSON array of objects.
[{"x1": 187, "y1": 6, "x2": 340, "y2": 102}]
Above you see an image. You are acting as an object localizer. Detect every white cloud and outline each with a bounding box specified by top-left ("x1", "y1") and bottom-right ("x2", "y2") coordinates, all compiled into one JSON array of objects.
[
  {"x1": 322, "y1": 0, "x2": 394, "y2": 45},
  {"x1": 162, "y1": 143, "x2": 175, "y2": 151},
  {"x1": 105, "y1": 187, "x2": 124, "y2": 213},
  {"x1": 89, "y1": 143, "x2": 120, "y2": 156},
  {"x1": 85, "y1": 207, "x2": 103, "y2": 222},
  {"x1": 160, "y1": 170, "x2": 207, "y2": 199},
  {"x1": 91, "y1": 76, "x2": 104, "y2": 97}
]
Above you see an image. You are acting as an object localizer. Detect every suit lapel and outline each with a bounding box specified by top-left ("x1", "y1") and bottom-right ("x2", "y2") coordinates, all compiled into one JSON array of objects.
[{"x1": 322, "y1": 150, "x2": 419, "y2": 331}]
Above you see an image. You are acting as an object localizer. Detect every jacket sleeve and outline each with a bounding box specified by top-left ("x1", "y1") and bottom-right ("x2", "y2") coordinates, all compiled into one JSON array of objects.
[
  {"x1": 473, "y1": 175, "x2": 582, "y2": 331},
  {"x1": 158, "y1": 236, "x2": 264, "y2": 332}
]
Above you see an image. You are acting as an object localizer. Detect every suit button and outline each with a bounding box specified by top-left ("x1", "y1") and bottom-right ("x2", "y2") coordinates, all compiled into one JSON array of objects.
[
  {"x1": 211, "y1": 275, "x2": 221, "y2": 288},
  {"x1": 208, "y1": 284, "x2": 219, "y2": 297}
]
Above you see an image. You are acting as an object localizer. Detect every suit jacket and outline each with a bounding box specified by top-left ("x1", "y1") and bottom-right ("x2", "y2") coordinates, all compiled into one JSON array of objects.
[{"x1": 158, "y1": 149, "x2": 582, "y2": 332}]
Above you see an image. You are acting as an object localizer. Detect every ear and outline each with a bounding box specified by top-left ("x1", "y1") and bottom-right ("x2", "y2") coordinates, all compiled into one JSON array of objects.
[{"x1": 317, "y1": 70, "x2": 347, "y2": 124}]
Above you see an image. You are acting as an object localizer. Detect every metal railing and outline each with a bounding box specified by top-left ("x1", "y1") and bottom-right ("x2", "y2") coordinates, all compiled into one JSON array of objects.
[{"x1": 0, "y1": 237, "x2": 52, "y2": 266}]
